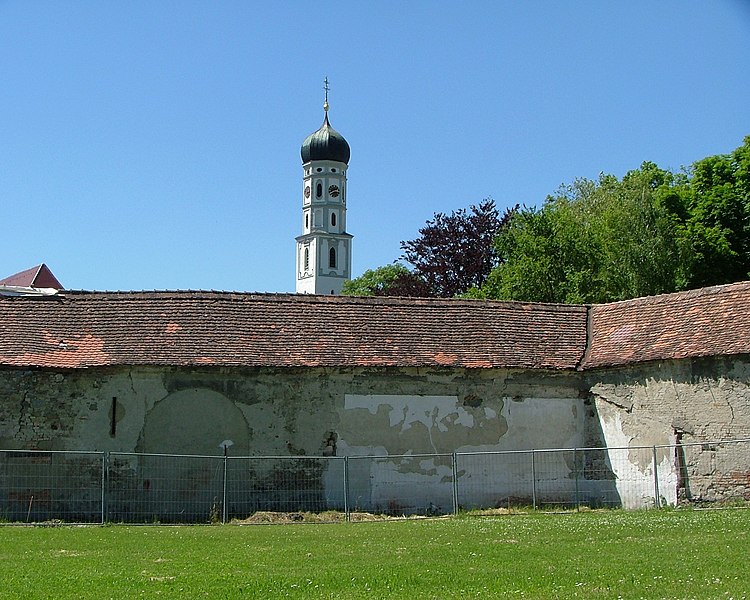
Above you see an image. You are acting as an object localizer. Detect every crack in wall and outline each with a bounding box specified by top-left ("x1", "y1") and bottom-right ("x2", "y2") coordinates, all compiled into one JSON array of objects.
[{"x1": 16, "y1": 390, "x2": 30, "y2": 440}]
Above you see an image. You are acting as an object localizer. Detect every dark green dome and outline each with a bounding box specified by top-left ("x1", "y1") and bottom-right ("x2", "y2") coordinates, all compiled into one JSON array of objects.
[{"x1": 301, "y1": 114, "x2": 350, "y2": 164}]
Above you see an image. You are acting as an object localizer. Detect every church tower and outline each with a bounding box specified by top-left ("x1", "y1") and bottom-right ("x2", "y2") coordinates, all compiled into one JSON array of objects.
[{"x1": 296, "y1": 80, "x2": 352, "y2": 295}]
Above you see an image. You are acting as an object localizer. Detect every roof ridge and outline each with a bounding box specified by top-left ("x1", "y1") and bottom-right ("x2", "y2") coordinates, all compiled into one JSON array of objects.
[
  {"x1": 598, "y1": 280, "x2": 750, "y2": 309},
  {"x1": 16, "y1": 289, "x2": 589, "y2": 311}
]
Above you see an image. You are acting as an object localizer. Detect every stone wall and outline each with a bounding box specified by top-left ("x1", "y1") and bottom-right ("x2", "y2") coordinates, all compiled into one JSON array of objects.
[
  {"x1": 0, "y1": 365, "x2": 587, "y2": 516},
  {"x1": 0, "y1": 365, "x2": 587, "y2": 455},
  {"x1": 2, "y1": 358, "x2": 749, "y2": 516},
  {"x1": 586, "y1": 356, "x2": 750, "y2": 506}
]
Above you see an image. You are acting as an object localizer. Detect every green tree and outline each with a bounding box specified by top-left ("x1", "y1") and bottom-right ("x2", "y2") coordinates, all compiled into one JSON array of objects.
[
  {"x1": 341, "y1": 263, "x2": 430, "y2": 297},
  {"x1": 480, "y1": 163, "x2": 691, "y2": 303},
  {"x1": 594, "y1": 163, "x2": 690, "y2": 299},
  {"x1": 679, "y1": 136, "x2": 750, "y2": 287},
  {"x1": 478, "y1": 180, "x2": 603, "y2": 303}
]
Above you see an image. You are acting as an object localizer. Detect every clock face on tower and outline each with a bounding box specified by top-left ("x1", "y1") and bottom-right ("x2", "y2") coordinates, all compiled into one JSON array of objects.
[
  {"x1": 329, "y1": 185, "x2": 340, "y2": 197},
  {"x1": 304, "y1": 186, "x2": 311, "y2": 199}
]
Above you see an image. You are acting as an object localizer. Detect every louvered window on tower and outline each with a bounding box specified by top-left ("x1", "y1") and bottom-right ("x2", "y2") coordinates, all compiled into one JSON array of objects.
[
  {"x1": 304, "y1": 248, "x2": 309, "y2": 271},
  {"x1": 329, "y1": 247, "x2": 337, "y2": 268}
]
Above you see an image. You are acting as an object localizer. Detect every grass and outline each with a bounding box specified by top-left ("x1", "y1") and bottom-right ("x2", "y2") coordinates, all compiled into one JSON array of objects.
[{"x1": 0, "y1": 508, "x2": 748, "y2": 599}]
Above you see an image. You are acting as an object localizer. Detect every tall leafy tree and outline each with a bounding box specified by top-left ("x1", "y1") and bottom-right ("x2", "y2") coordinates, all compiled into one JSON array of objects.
[
  {"x1": 400, "y1": 199, "x2": 516, "y2": 298},
  {"x1": 679, "y1": 135, "x2": 750, "y2": 287},
  {"x1": 480, "y1": 164, "x2": 692, "y2": 303},
  {"x1": 594, "y1": 164, "x2": 690, "y2": 299},
  {"x1": 479, "y1": 181, "x2": 603, "y2": 303}
]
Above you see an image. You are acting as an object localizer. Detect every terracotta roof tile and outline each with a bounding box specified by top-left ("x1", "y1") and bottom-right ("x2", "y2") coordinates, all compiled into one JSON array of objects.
[
  {"x1": 7, "y1": 282, "x2": 747, "y2": 372},
  {"x1": 583, "y1": 281, "x2": 750, "y2": 368},
  {"x1": 0, "y1": 292, "x2": 588, "y2": 370}
]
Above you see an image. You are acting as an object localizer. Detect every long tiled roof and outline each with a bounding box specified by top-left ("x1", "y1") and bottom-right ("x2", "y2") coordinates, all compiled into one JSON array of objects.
[
  {"x1": 583, "y1": 281, "x2": 750, "y2": 369},
  {"x1": 4, "y1": 282, "x2": 750, "y2": 372},
  {"x1": 0, "y1": 291, "x2": 588, "y2": 370}
]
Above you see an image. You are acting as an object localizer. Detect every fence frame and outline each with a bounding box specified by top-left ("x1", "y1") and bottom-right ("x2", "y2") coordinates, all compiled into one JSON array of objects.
[{"x1": 1, "y1": 438, "x2": 748, "y2": 524}]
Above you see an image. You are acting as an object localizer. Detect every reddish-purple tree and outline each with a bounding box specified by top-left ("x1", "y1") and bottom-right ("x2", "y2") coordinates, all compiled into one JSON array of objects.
[{"x1": 400, "y1": 199, "x2": 516, "y2": 297}]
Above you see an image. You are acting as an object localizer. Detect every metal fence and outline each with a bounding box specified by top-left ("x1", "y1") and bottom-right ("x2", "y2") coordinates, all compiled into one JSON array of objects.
[{"x1": 1, "y1": 438, "x2": 748, "y2": 524}]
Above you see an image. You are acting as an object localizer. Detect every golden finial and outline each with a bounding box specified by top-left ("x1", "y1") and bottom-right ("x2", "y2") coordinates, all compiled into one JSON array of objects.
[{"x1": 323, "y1": 77, "x2": 330, "y2": 113}]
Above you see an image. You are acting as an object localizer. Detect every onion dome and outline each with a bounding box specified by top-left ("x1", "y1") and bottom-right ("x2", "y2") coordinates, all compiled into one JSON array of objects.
[{"x1": 300, "y1": 113, "x2": 350, "y2": 165}]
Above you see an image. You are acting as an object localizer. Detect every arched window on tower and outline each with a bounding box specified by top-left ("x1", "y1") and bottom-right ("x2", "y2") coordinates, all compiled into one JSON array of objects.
[
  {"x1": 329, "y1": 247, "x2": 337, "y2": 269},
  {"x1": 331, "y1": 212, "x2": 336, "y2": 227},
  {"x1": 304, "y1": 247, "x2": 309, "y2": 271},
  {"x1": 316, "y1": 182, "x2": 322, "y2": 198}
]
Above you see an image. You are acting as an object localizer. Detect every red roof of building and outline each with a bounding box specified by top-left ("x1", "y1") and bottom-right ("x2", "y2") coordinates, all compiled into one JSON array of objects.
[
  {"x1": 583, "y1": 281, "x2": 750, "y2": 369},
  {"x1": 0, "y1": 264, "x2": 64, "y2": 289},
  {"x1": 2, "y1": 281, "x2": 750, "y2": 371},
  {"x1": 0, "y1": 291, "x2": 587, "y2": 370}
]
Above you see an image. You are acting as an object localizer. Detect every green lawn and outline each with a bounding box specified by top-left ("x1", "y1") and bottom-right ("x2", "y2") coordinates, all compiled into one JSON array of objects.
[{"x1": 1, "y1": 509, "x2": 748, "y2": 599}]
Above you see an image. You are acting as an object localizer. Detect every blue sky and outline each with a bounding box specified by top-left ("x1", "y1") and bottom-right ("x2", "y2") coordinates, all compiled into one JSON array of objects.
[{"x1": 2, "y1": 1, "x2": 749, "y2": 292}]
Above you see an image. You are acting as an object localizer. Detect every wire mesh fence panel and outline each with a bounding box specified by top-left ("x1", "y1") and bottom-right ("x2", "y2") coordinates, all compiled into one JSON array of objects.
[
  {"x1": 530, "y1": 449, "x2": 580, "y2": 509},
  {"x1": 577, "y1": 447, "x2": 622, "y2": 508},
  {"x1": 348, "y1": 454, "x2": 454, "y2": 516},
  {"x1": 675, "y1": 439, "x2": 750, "y2": 504},
  {"x1": 455, "y1": 451, "x2": 534, "y2": 511},
  {"x1": 3, "y1": 440, "x2": 748, "y2": 524},
  {"x1": 0, "y1": 450, "x2": 104, "y2": 523},
  {"x1": 225, "y1": 456, "x2": 345, "y2": 519},
  {"x1": 575, "y1": 446, "x2": 665, "y2": 509},
  {"x1": 106, "y1": 453, "x2": 224, "y2": 524}
]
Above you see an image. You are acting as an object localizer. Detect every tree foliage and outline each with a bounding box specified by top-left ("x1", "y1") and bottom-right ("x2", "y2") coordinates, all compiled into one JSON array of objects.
[
  {"x1": 678, "y1": 136, "x2": 750, "y2": 287},
  {"x1": 399, "y1": 199, "x2": 516, "y2": 298},
  {"x1": 341, "y1": 263, "x2": 430, "y2": 297},
  {"x1": 345, "y1": 136, "x2": 750, "y2": 304},
  {"x1": 479, "y1": 136, "x2": 750, "y2": 304}
]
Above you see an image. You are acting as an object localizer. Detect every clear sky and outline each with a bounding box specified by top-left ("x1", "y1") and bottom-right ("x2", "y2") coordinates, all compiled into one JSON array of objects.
[{"x1": 2, "y1": 1, "x2": 749, "y2": 292}]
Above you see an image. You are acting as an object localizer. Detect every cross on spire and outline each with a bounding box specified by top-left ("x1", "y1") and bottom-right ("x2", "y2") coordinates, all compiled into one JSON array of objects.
[{"x1": 323, "y1": 77, "x2": 330, "y2": 113}]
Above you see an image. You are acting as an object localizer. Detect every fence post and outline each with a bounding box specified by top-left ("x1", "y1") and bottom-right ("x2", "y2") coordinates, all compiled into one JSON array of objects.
[
  {"x1": 573, "y1": 448, "x2": 581, "y2": 512},
  {"x1": 222, "y1": 447, "x2": 228, "y2": 524},
  {"x1": 531, "y1": 450, "x2": 537, "y2": 510},
  {"x1": 652, "y1": 445, "x2": 661, "y2": 509},
  {"x1": 343, "y1": 456, "x2": 350, "y2": 522},
  {"x1": 452, "y1": 452, "x2": 459, "y2": 515},
  {"x1": 101, "y1": 451, "x2": 109, "y2": 525}
]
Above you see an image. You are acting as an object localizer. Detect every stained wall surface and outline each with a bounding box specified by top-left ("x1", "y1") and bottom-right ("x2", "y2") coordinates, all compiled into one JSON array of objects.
[
  {"x1": 2, "y1": 356, "x2": 749, "y2": 512},
  {"x1": 0, "y1": 365, "x2": 587, "y2": 513},
  {"x1": 586, "y1": 356, "x2": 750, "y2": 506},
  {"x1": 0, "y1": 366, "x2": 586, "y2": 455}
]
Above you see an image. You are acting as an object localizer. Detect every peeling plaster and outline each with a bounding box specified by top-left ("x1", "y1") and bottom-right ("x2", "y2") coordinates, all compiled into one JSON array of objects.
[
  {"x1": 340, "y1": 394, "x2": 509, "y2": 458},
  {"x1": 2, "y1": 357, "x2": 749, "y2": 510}
]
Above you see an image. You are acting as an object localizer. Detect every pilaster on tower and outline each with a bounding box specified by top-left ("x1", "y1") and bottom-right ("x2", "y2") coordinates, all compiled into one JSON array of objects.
[{"x1": 296, "y1": 80, "x2": 353, "y2": 295}]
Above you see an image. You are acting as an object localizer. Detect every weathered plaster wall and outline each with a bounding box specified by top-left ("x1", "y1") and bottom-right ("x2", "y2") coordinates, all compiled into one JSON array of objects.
[
  {"x1": 4, "y1": 357, "x2": 747, "y2": 514},
  {"x1": 0, "y1": 366, "x2": 586, "y2": 456},
  {"x1": 0, "y1": 365, "x2": 587, "y2": 514},
  {"x1": 586, "y1": 356, "x2": 750, "y2": 506}
]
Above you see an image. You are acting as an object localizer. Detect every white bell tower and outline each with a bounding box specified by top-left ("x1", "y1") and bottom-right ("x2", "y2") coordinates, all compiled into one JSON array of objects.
[{"x1": 296, "y1": 79, "x2": 353, "y2": 295}]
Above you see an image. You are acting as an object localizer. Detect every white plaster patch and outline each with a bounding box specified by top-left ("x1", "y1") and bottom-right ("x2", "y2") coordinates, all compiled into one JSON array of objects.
[
  {"x1": 596, "y1": 408, "x2": 678, "y2": 508},
  {"x1": 344, "y1": 394, "x2": 467, "y2": 434},
  {"x1": 496, "y1": 397, "x2": 585, "y2": 451}
]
